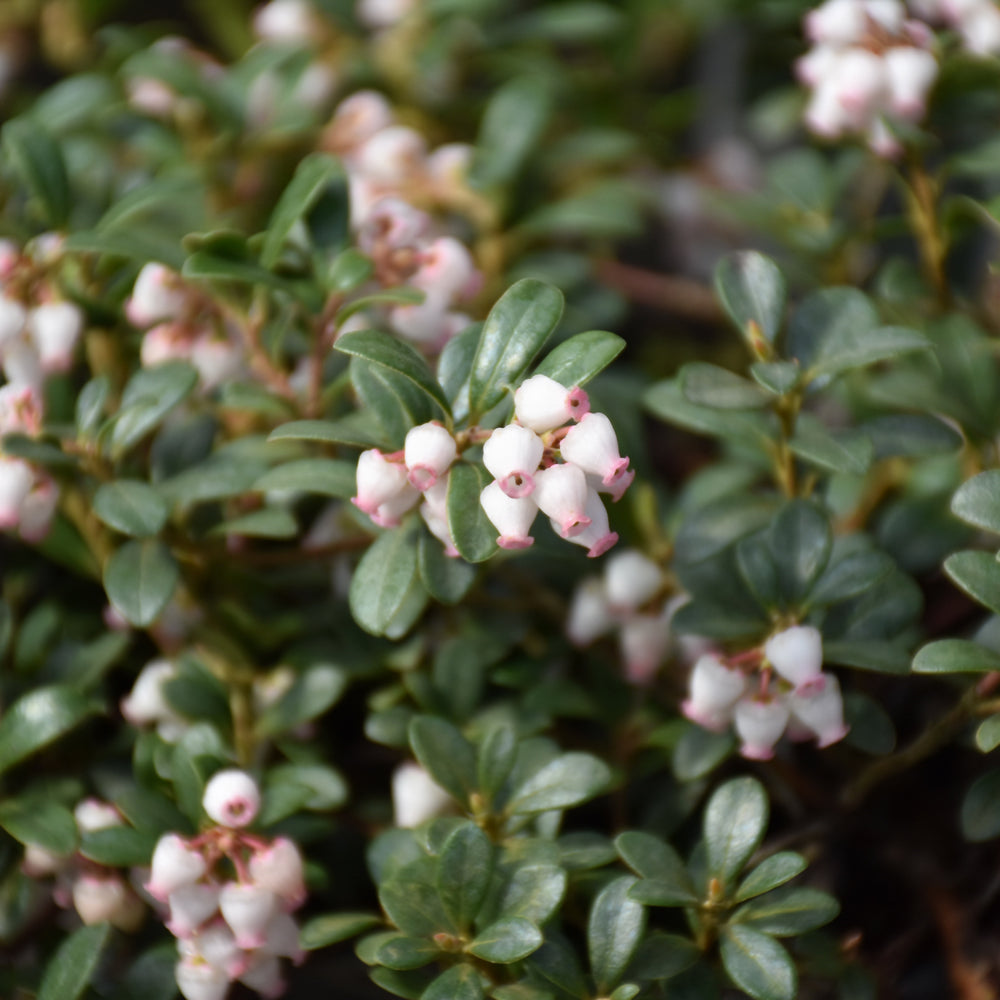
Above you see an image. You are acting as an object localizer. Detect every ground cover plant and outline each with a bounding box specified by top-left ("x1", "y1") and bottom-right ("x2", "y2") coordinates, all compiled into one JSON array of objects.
[{"x1": 3, "y1": 0, "x2": 1000, "y2": 998}]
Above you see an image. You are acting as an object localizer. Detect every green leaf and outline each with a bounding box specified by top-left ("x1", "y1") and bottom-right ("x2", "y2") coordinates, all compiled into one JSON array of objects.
[
  {"x1": 170, "y1": 739, "x2": 218, "y2": 827},
  {"x1": 409, "y1": 715, "x2": 477, "y2": 806},
  {"x1": 505, "y1": 752, "x2": 611, "y2": 816},
  {"x1": 447, "y1": 462, "x2": 498, "y2": 563},
  {"x1": 944, "y1": 551, "x2": 1000, "y2": 616},
  {"x1": 336, "y1": 329, "x2": 450, "y2": 416},
  {"x1": 37, "y1": 922, "x2": 111, "y2": 1000},
  {"x1": 256, "y1": 665, "x2": 347, "y2": 737},
  {"x1": 418, "y1": 531, "x2": 476, "y2": 605},
  {"x1": 111, "y1": 362, "x2": 200, "y2": 456},
  {"x1": 627, "y1": 932, "x2": 700, "y2": 982},
  {"x1": 750, "y1": 361, "x2": 799, "y2": 395},
  {"x1": 349, "y1": 519, "x2": 422, "y2": 637},
  {"x1": 212, "y1": 507, "x2": 298, "y2": 539},
  {"x1": 680, "y1": 363, "x2": 771, "y2": 409},
  {"x1": 438, "y1": 822, "x2": 493, "y2": 931},
  {"x1": 103, "y1": 539, "x2": 180, "y2": 627},
  {"x1": 807, "y1": 548, "x2": 895, "y2": 607},
  {"x1": 268, "y1": 416, "x2": 384, "y2": 447},
  {"x1": 352, "y1": 357, "x2": 438, "y2": 449},
  {"x1": 3, "y1": 119, "x2": 71, "y2": 227},
  {"x1": 714, "y1": 251, "x2": 786, "y2": 344},
  {"x1": 952, "y1": 471, "x2": 1000, "y2": 534},
  {"x1": 733, "y1": 853, "x2": 808, "y2": 903},
  {"x1": 533, "y1": 330, "x2": 626, "y2": 388},
  {"x1": 588, "y1": 876, "x2": 646, "y2": 993},
  {"x1": 76, "y1": 375, "x2": 110, "y2": 435},
  {"x1": 423, "y1": 964, "x2": 486, "y2": 1000},
  {"x1": 787, "y1": 288, "x2": 876, "y2": 372},
  {"x1": 374, "y1": 935, "x2": 442, "y2": 970},
  {"x1": 703, "y1": 776, "x2": 769, "y2": 889},
  {"x1": 471, "y1": 76, "x2": 553, "y2": 189},
  {"x1": 843, "y1": 691, "x2": 896, "y2": 755},
  {"x1": 769, "y1": 500, "x2": 832, "y2": 604},
  {"x1": 525, "y1": 939, "x2": 589, "y2": 1000},
  {"x1": 976, "y1": 714, "x2": 1000, "y2": 753},
  {"x1": 93, "y1": 481, "x2": 169, "y2": 538},
  {"x1": 912, "y1": 638, "x2": 1000, "y2": 674},
  {"x1": 379, "y1": 878, "x2": 456, "y2": 937},
  {"x1": 469, "y1": 917, "x2": 544, "y2": 963},
  {"x1": 261, "y1": 152, "x2": 344, "y2": 267},
  {"x1": 733, "y1": 887, "x2": 839, "y2": 935},
  {"x1": 254, "y1": 458, "x2": 356, "y2": 498},
  {"x1": 962, "y1": 768, "x2": 1000, "y2": 841},
  {"x1": 469, "y1": 280, "x2": 564, "y2": 419},
  {"x1": 720, "y1": 925, "x2": 796, "y2": 1000},
  {"x1": 80, "y1": 825, "x2": 158, "y2": 867},
  {"x1": 788, "y1": 418, "x2": 873, "y2": 477},
  {"x1": 0, "y1": 796, "x2": 76, "y2": 854},
  {"x1": 616, "y1": 831, "x2": 698, "y2": 905},
  {"x1": 0, "y1": 684, "x2": 98, "y2": 775},
  {"x1": 336, "y1": 288, "x2": 425, "y2": 324},
  {"x1": 325, "y1": 248, "x2": 374, "y2": 292},
  {"x1": 300, "y1": 912, "x2": 383, "y2": 949},
  {"x1": 822, "y1": 640, "x2": 909, "y2": 675},
  {"x1": 498, "y1": 864, "x2": 567, "y2": 924},
  {"x1": 477, "y1": 724, "x2": 517, "y2": 806},
  {"x1": 861, "y1": 414, "x2": 962, "y2": 458},
  {"x1": 672, "y1": 722, "x2": 736, "y2": 781}
]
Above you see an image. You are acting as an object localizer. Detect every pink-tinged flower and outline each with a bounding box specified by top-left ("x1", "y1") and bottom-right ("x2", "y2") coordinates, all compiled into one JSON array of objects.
[
  {"x1": 202, "y1": 769, "x2": 261, "y2": 828},
  {"x1": 357, "y1": 196, "x2": 431, "y2": 253},
  {"x1": 249, "y1": 838, "x2": 307, "y2": 911},
  {"x1": 733, "y1": 696, "x2": 791, "y2": 761},
  {"x1": 73, "y1": 874, "x2": 129, "y2": 925},
  {"x1": 219, "y1": 882, "x2": 278, "y2": 948},
  {"x1": 0, "y1": 294, "x2": 26, "y2": 344},
  {"x1": 73, "y1": 798, "x2": 122, "y2": 833},
  {"x1": 28, "y1": 301, "x2": 83, "y2": 373},
  {"x1": 789, "y1": 673, "x2": 850, "y2": 747},
  {"x1": 533, "y1": 463, "x2": 591, "y2": 538},
  {"x1": 559, "y1": 488, "x2": 618, "y2": 557},
  {"x1": 0, "y1": 457, "x2": 34, "y2": 528},
  {"x1": 559, "y1": 412, "x2": 630, "y2": 488},
  {"x1": 604, "y1": 550, "x2": 662, "y2": 612},
  {"x1": 352, "y1": 449, "x2": 411, "y2": 516},
  {"x1": 884, "y1": 46, "x2": 938, "y2": 119},
  {"x1": 392, "y1": 761, "x2": 452, "y2": 828},
  {"x1": 238, "y1": 954, "x2": 286, "y2": 1000},
  {"x1": 1, "y1": 335, "x2": 42, "y2": 389},
  {"x1": 175, "y1": 957, "x2": 229, "y2": 1000},
  {"x1": 17, "y1": 476, "x2": 58, "y2": 543},
  {"x1": 420, "y1": 497, "x2": 459, "y2": 557},
  {"x1": 121, "y1": 659, "x2": 180, "y2": 728},
  {"x1": 126, "y1": 263, "x2": 188, "y2": 327},
  {"x1": 371, "y1": 484, "x2": 422, "y2": 528},
  {"x1": 260, "y1": 911, "x2": 306, "y2": 963},
  {"x1": 389, "y1": 296, "x2": 452, "y2": 349},
  {"x1": 514, "y1": 375, "x2": 589, "y2": 433},
  {"x1": 324, "y1": 90, "x2": 395, "y2": 160},
  {"x1": 427, "y1": 143, "x2": 473, "y2": 186},
  {"x1": 620, "y1": 608, "x2": 672, "y2": 686},
  {"x1": 804, "y1": 0, "x2": 867, "y2": 44},
  {"x1": 253, "y1": 0, "x2": 317, "y2": 42},
  {"x1": 167, "y1": 882, "x2": 223, "y2": 938},
  {"x1": 482, "y1": 424, "x2": 544, "y2": 498},
  {"x1": 187, "y1": 922, "x2": 242, "y2": 978},
  {"x1": 764, "y1": 624, "x2": 824, "y2": 693},
  {"x1": 795, "y1": 43, "x2": 840, "y2": 86},
  {"x1": 147, "y1": 833, "x2": 208, "y2": 901},
  {"x1": 21, "y1": 842, "x2": 71, "y2": 877},
  {"x1": 682, "y1": 654, "x2": 748, "y2": 732},
  {"x1": 404, "y1": 422, "x2": 456, "y2": 490},
  {"x1": 191, "y1": 333, "x2": 244, "y2": 390},
  {"x1": 141, "y1": 322, "x2": 195, "y2": 368},
  {"x1": 480, "y1": 480, "x2": 538, "y2": 550},
  {"x1": 566, "y1": 577, "x2": 614, "y2": 646},
  {"x1": 0, "y1": 383, "x2": 42, "y2": 436},
  {"x1": 411, "y1": 237, "x2": 481, "y2": 303},
  {"x1": 355, "y1": 126, "x2": 427, "y2": 184}
]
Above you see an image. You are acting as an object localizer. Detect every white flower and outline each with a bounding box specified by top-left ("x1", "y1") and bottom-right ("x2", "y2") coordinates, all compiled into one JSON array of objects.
[
  {"x1": 73, "y1": 798, "x2": 122, "y2": 833},
  {"x1": 28, "y1": 301, "x2": 83, "y2": 373},
  {"x1": 559, "y1": 412, "x2": 631, "y2": 488},
  {"x1": 202, "y1": 769, "x2": 261, "y2": 828},
  {"x1": 17, "y1": 476, "x2": 58, "y2": 543},
  {"x1": 392, "y1": 761, "x2": 452, "y2": 827},
  {"x1": 682, "y1": 654, "x2": 748, "y2": 731},
  {"x1": 219, "y1": 882, "x2": 278, "y2": 948},
  {"x1": 884, "y1": 46, "x2": 938, "y2": 118},
  {"x1": 604, "y1": 550, "x2": 662, "y2": 612},
  {"x1": 126, "y1": 263, "x2": 188, "y2": 327},
  {"x1": 620, "y1": 608, "x2": 673, "y2": 685},
  {"x1": 259, "y1": 911, "x2": 306, "y2": 963},
  {"x1": 355, "y1": 126, "x2": 427, "y2": 184},
  {"x1": 533, "y1": 463, "x2": 591, "y2": 538},
  {"x1": 0, "y1": 457, "x2": 34, "y2": 529},
  {"x1": 352, "y1": 449, "x2": 412, "y2": 516},
  {"x1": 733, "y1": 696, "x2": 791, "y2": 761},
  {"x1": 248, "y1": 838, "x2": 306, "y2": 910},
  {"x1": 559, "y1": 488, "x2": 618, "y2": 558},
  {"x1": 789, "y1": 673, "x2": 850, "y2": 747},
  {"x1": 410, "y1": 237, "x2": 480, "y2": 304},
  {"x1": 253, "y1": 0, "x2": 317, "y2": 43},
  {"x1": 147, "y1": 834, "x2": 208, "y2": 901},
  {"x1": 121, "y1": 659, "x2": 184, "y2": 732},
  {"x1": 566, "y1": 577, "x2": 614, "y2": 646},
  {"x1": 765, "y1": 624, "x2": 824, "y2": 693},
  {"x1": 0, "y1": 294, "x2": 26, "y2": 344},
  {"x1": 238, "y1": 954, "x2": 286, "y2": 999},
  {"x1": 167, "y1": 882, "x2": 222, "y2": 938},
  {"x1": 480, "y1": 480, "x2": 538, "y2": 550},
  {"x1": 175, "y1": 957, "x2": 229, "y2": 1000},
  {"x1": 404, "y1": 422, "x2": 457, "y2": 490},
  {"x1": 72, "y1": 874, "x2": 129, "y2": 926},
  {"x1": 513, "y1": 374, "x2": 589, "y2": 433},
  {"x1": 482, "y1": 424, "x2": 544, "y2": 498}
]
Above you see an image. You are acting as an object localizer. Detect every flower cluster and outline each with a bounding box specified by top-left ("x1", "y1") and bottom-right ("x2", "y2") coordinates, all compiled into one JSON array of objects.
[
  {"x1": 479, "y1": 375, "x2": 631, "y2": 556},
  {"x1": 566, "y1": 549, "x2": 682, "y2": 685},
  {"x1": 797, "y1": 0, "x2": 938, "y2": 156},
  {"x1": 125, "y1": 263, "x2": 246, "y2": 391},
  {"x1": 352, "y1": 420, "x2": 460, "y2": 552},
  {"x1": 22, "y1": 797, "x2": 145, "y2": 931},
  {"x1": 911, "y1": 0, "x2": 1000, "y2": 55},
  {"x1": 148, "y1": 770, "x2": 306, "y2": 1000},
  {"x1": 682, "y1": 625, "x2": 849, "y2": 760}
]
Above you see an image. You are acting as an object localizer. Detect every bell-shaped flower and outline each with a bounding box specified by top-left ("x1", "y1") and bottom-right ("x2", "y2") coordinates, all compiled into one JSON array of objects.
[
  {"x1": 147, "y1": 833, "x2": 208, "y2": 901},
  {"x1": 175, "y1": 957, "x2": 229, "y2": 1000},
  {"x1": 534, "y1": 463, "x2": 591, "y2": 538},
  {"x1": 260, "y1": 911, "x2": 306, "y2": 963},
  {"x1": 188, "y1": 922, "x2": 242, "y2": 979},
  {"x1": 74, "y1": 798, "x2": 122, "y2": 833},
  {"x1": 734, "y1": 695, "x2": 791, "y2": 761},
  {"x1": 324, "y1": 90, "x2": 395, "y2": 160},
  {"x1": 480, "y1": 480, "x2": 538, "y2": 550},
  {"x1": 0, "y1": 294, "x2": 26, "y2": 344},
  {"x1": 22, "y1": 842, "x2": 72, "y2": 877},
  {"x1": 358, "y1": 196, "x2": 430, "y2": 253},
  {"x1": 18, "y1": 476, "x2": 58, "y2": 544},
  {"x1": 28, "y1": 301, "x2": 83, "y2": 373},
  {"x1": 392, "y1": 761, "x2": 452, "y2": 828},
  {"x1": 620, "y1": 608, "x2": 672, "y2": 686},
  {"x1": 765, "y1": 624, "x2": 824, "y2": 693},
  {"x1": 604, "y1": 550, "x2": 662, "y2": 612},
  {"x1": 420, "y1": 497, "x2": 459, "y2": 557},
  {"x1": 404, "y1": 422, "x2": 456, "y2": 490},
  {"x1": 191, "y1": 333, "x2": 244, "y2": 391},
  {"x1": 559, "y1": 412, "x2": 630, "y2": 488},
  {"x1": 73, "y1": 874, "x2": 130, "y2": 926},
  {"x1": 121, "y1": 659, "x2": 179, "y2": 728},
  {"x1": 355, "y1": 126, "x2": 427, "y2": 184},
  {"x1": 1, "y1": 335, "x2": 42, "y2": 389},
  {"x1": 219, "y1": 882, "x2": 278, "y2": 949},
  {"x1": 682, "y1": 654, "x2": 748, "y2": 731},
  {"x1": 167, "y1": 882, "x2": 223, "y2": 939},
  {"x1": 411, "y1": 236, "x2": 481, "y2": 303},
  {"x1": 238, "y1": 954, "x2": 286, "y2": 1000},
  {"x1": 389, "y1": 296, "x2": 451, "y2": 348},
  {"x1": 202, "y1": 769, "x2": 261, "y2": 828},
  {"x1": 789, "y1": 673, "x2": 850, "y2": 747},
  {"x1": 427, "y1": 142, "x2": 473, "y2": 186},
  {"x1": 352, "y1": 449, "x2": 411, "y2": 516},
  {"x1": 253, "y1": 0, "x2": 317, "y2": 42},
  {"x1": 371, "y1": 483, "x2": 421, "y2": 528},
  {"x1": 804, "y1": 0, "x2": 868, "y2": 44},
  {"x1": 566, "y1": 577, "x2": 614, "y2": 646},
  {"x1": 482, "y1": 424, "x2": 544, "y2": 498},
  {"x1": 559, "y1": 488, "x2": 618, "y2": 557},
  {"x1": 0, "y1": 457, "x2": 34, "y2": 529},
  {"x1": 884, "y1": 46, "x2": 938, "y2": 119},
  {"x1": 126, "y1": 263, "x2": 188, "y2": 328},
  {"x1": 513, "y1": 374, "x2": 589, "y2": 432},
  {"x1": 249, "y1": 838, "x2": 307, "y2": 911}
]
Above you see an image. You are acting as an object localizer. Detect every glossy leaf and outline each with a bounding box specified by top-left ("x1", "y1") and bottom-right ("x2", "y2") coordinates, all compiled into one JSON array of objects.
[
  {"x1": 212, "y1": 507, "x2": 298, "y2": 539},
  {"x1": 254, "y1": 458, "x2": 356, "y2": 498},
  {"x1": 469, "y1": 917, "x2": 544, "y2": 963},
  {"x1": 447, "y1": 462, "x2": 498, "y2": 563},
  {"x1": 438, "y1": 822, "x2": 493, "y2": 931},
  {"x1": 733, "y1": 853, "x2": 807, "y2": 903},
  {"x1": 714, "y1": 251, "x2": 786, "y2": 344},
  {"x1": 945, "y1": 551, "x2": 1000, "y2": 616},
  {"x1": 423, "y1": 964, "x2": 486, "y2": 1000},
  {"x1": 962, "y1": 768, "x2": 1000, "y2": 841},
  {"x1": 627, "y1": 932, "x2": 700, "y2": 982},
  {"x1": 0, "y1": 796, "x2": 76, "y2": 854},
  {"x1": 720, "y1": 925, "x2": 796, "y2": 1000},
  {"x1": 912, "y1": 638, "x2": 1000, "y2": 674},
  {"x1": 588, "y1": 876, "x2": 646, "y2": 993},
  {"x1": 703, "y1": 776, "x2": 769, "y2": 889},
  {"x1": 769, "y1": 500, "x2": 832, "y2": 604},
  {"x1": 374, "y1": 934, "x2": 442, "y2": 970},
  {"x1": 952, "y1": 471, "x2": 1000, "y2": 534},
  {"x1": 349, "y1": 520, "x2": 422, "y2": 637},
  {"x1": 103, "y1": 539, "x2": 180, "y2": 627},
  {"x1": 505, "y1": 752, "x2": 611, "y2": 816},
  {"x1": 256, "y1": 665, "x2": 347, "y2": 736},
  {"x1": 418, "y1": 531, "x2": 476, "y2": 604},
  {"x1": 110, "y1": 362, "x2": 199, "y2": 455},
  {"x1": 79, "y1": 826, "x2": 158, "y2": 867},
  {"x1": 37, "y1": 922, "x2": 111, "y2": 1000},
  {"x1": 616, "y1": 831, "x2": 698, "y2": 905},
  {"x1": 733, "y1": 887, "x2": 839, "y2": 935},
  {"x1": 3, "y1": 119, "x2": 71, "y2": 226},
  {"x1": 0, "y1": 685, "x2": 99, "y2": 775},
  {"x1": 533, "y1": 330, "x2": 626, "y2": 388},
  {"x1": 93, "y1": 481, "x2": 169, "y2": 537},
  {"x1": 300, "y1": 913, "x2": 383, "y2": 950},
  {"x1": 680, "y1": 363, "x2": 771, "y2": 409},
  {"x1": 409, "y1": 716, "x2": 477, "y2": 806}
]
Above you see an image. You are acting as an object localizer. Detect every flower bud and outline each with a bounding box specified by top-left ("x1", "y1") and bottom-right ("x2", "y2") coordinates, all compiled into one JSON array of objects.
[
  {"x1": 248, "y1": 838, "x2": 307, "y2": 910},
  {"x1": 682, "y1": 654, "x2": 748, "y2": 731},
  {"x1": 804, "y1": 0, "x2": 866, "y2": 44},
  {"x1": 392, "y1": 761, "x2": 452, "y2": 828},
  {"x1": 126, "y1": 263, "x2": 187, "y2": 327},
  {"x1": 604, "y1": 550, "x2": 662, "y2": 612},
  {"x1": 219, "y1": 882, "x2": 278, "y2": 948},
  {"x1": 191, "y1": 333, "x2": 243, "y2": 390},
  {"x1": 121, "y1": 659, "x2": 178, "y2": 727},
  {"x1": 411, "y1": 237, "x2": 480, "y2": 304},
  {"x1": 420, "y1": 495, "x2": 459, "y2": 557},
  {"x1": 324, "y1": 90, "x2": 395, "y2": 158},
  {"x1": 514, "y1": 374, "x2": 589, "y2": 433},
  {"x1": 479, "y1": 481, "x2": 538, "y2": 550},
  {"x1": 175, "y1": 957, "x2": 229, "y2": 1000},
  {"x1": 620, "y1": 609, "x2": 672, "y2": 686},
  {"x1": 789, "y1": 673, "x2": 850, "y2": 747},
  {"x1": 404, "y1": 422, "x2": 457, "y2": 490},
  {"x1": 147, "y1": 833, "x2": 208, "y2": 901},
  {"x1": 74, "y1": 798, "x2": 122, "y2": 833},
  {"x1": 559, "y1": 488, "x2": 618, "y2": 558},
  {"x1": 352, "y1": 449, "x2": 411, "y2": 516},
  {"x1": 559, "y1": 412, "x2": 630, "y2": 488},
  {"x1": 733, "y1": 696, "x2": 791, "y2": 761},
  {"x1": 202, "y1": 769, "x2": 261, "y2": 828},
  {"x1": 188, "y1": 921, "x2": 242, "y2": 978},
  {"x1": 566, "y1": 577, "x2": 614, "y2": 646},
  {"x1": 73, "y1": 874, "x2": 129, "y2": 925},
  {"x1": 167, "y1": 882, "x2": 222, "y2": 939},
  {"x1": 764, "y1": 625, "x2": 824, "y2": 692},
  {"x1": 28, "y1": 301, "x2": 83, "y2": 373},
  {"x1": 370, "y1": 483, "x2": 421, "y2": 528},
  {"x1": 254, "y1": 0, "x2": 317, "y2": 42},
  {"x1": 1, "y1": 333, "x2": 42, "y2": 389},
  {"x1": 483, "y1": 424, "x2": 544, "y2": 498},
  {"x1": 534, "y1": 463, "x2": 591, "y2": 538},
  {"x1": 884, "y1": 46, "x2": 938, "y2": 119}
]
